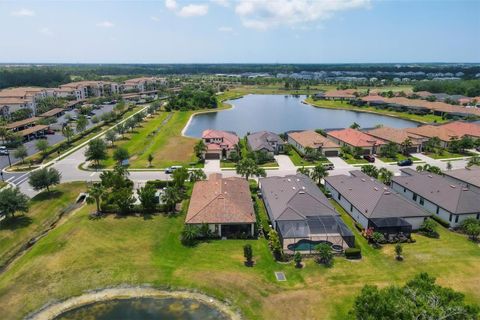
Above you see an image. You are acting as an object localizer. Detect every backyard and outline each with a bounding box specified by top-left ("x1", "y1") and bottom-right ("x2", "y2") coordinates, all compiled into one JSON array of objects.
[{"x1": 0, "y1": 184, "x2": 478, "y2": 320}]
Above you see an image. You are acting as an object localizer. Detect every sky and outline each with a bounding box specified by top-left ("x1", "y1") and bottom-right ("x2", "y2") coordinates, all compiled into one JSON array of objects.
[{"x1": 0, "y1": 0, "x2": 479, "y2": 63}]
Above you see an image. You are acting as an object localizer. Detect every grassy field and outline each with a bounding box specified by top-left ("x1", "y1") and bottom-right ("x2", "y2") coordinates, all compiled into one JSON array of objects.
[
  {"x1": 0, "y1": 182, "x2": 85, "y2": 267},
  {"x1": 0, "y1": 184, "x2": 478, "y2": 319},
  {"x1": 305, "y1": 97, "x2": 446, "y2": 124}
]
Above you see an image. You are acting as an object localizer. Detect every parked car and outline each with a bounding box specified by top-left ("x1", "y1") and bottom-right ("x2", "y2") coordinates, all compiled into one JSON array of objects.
[
  {"x1": 164, "y1": 165, "x2": 183, "y2": 174},
  {"x1": 323, "y1": 163, "x2": 335, "y2": 170},
  {"x1": 0, "y1": 146, "x2": 9, "y2": 155},
  {"x1": 363, "y1": 155, "x2": 375, "y2": 163},
  {"x1": 397, "y1": 158, "x2": 413, "y2": 166},
  {"x1": 45, "y1": 129, "x2": 55, "y2": 135}
]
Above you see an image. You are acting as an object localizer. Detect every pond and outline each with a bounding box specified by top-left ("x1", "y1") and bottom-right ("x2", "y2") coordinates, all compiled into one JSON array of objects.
[
  {"x1": 184, "y1": 94, "x2": 418, "y2": 137},
  {"x1": 54, "y1": 297, "x2": 231, "y2": 320}
]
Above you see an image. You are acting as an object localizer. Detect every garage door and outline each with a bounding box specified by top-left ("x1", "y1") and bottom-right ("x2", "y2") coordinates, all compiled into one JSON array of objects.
[
  {"x1": 205, "y1": 153, "x2": 220, "y2": 160},
  {"x1": 407, "y1": 147, "x2": 418, "y2": 153},
  {"x1": 324, "y1": 150, "x2": 339, "y2": 157}
]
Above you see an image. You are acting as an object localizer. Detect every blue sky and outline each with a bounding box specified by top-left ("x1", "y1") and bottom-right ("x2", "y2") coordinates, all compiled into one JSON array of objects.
[{"x1": 0, "y1": 0, "x2": 479, "y2": 63}]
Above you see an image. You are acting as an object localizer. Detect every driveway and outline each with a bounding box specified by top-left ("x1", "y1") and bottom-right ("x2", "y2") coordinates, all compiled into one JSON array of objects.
[
  {"x1": 327, "y1": 157, "x2": 353, "y2": 170},
  {"x1": 204, "y1": 159, "x2": 220, "y2": 172},
  {"x1": 274, "y1": 155, "x2": 296, "y2": 171}
]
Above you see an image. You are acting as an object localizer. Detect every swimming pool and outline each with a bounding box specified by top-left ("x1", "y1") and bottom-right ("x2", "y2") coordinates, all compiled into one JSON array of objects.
[{"x1": 287, "y1": 239, "x2": 333, "y2": 251}]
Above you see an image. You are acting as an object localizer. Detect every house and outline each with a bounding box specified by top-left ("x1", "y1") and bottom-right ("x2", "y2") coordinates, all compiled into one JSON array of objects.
[
  {"x1": 325, "y1": 171, "x2": 429, "y2": 237},
  {"x1": 439, "y1": 121, "x2": 480, "y2": 140},
  {"x1": 259, "y1": 174, "x2": 354, "y2": 253},
  {"x1": 443, "y1": 166, "x2": 480, "y2": 194},
  {"x1": 367, "y1": 126, "x2": 426, "y2": 153},
  {"x1": 391, "y1": 168, "x2": 480, "y2": 227},
  {"x1": 327, "y1": 128, "x2": 386, "y2": 155},
  {"x1": 185, "y1": 173, "x2": 255, "y2": 238},
  {"x1": 405, "y1": 125, "x2": 459, "y2": 148},
  {"x1": 322, "y1": 89, "x2": 358, "y2": 100},
  {"x1": 246, "y1": 131, "x2": 284, "y2": 155},
  {"x1": 201, "y1": 129, "x2": 239, "y2": 160},
  {"x1": 288, "y1": 130, "x2": 340, "y2": 156}
]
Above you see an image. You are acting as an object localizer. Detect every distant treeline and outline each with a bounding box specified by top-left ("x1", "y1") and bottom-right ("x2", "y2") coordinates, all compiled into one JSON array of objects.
[
  {"x1": 413, "y1": 80, "x2": 480, "y2": 97},
  {"x1": 0, "y1": 68, "x2": 70, "y2": 89}
]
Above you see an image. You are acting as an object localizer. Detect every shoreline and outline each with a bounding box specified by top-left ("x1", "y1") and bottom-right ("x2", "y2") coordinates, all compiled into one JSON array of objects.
[
  {"x1": 27, "y1": 286, "x2": 242, "y2": 320},
  {"x1": 302, "y1": 98, "x2": 425, "y2": 125},
  {"x1": 181, "y1": 95, "x2": 242, "y2": 138}
]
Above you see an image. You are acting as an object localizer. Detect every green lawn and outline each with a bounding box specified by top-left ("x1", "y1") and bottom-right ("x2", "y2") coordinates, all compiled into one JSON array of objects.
[
  {"x1": 0, "y1": 182, "x2": 85, "y2": 267},
  {"x1": 424, "y1": 150, "x2": 473, "y2": 160},
  {"x1": 341, "y1": 154, "x2": 369, "y2": 164},
  {"x1": 305, "y1": 98, "x2": 446, "y2": 124},
  {"x1": 0, "y1": 183, "x2": 478, "y2": 319},
  {"x1": 378, "y1": 153, "x2": 421, "y2": 163},
  {"x1": 288, "y1": 148, "x2": 329, "y2": 167}
]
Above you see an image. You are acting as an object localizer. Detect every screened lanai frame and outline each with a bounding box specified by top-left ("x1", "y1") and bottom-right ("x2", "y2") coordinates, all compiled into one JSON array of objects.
[{"x1": 278, "y1": 215, "x2": 355, "y2": 254}]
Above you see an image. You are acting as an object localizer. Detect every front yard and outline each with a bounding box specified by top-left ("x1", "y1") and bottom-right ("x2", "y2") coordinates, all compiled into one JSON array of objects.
[
  {"x1": 288, "y1": 148, "x2": 330, "y2": 167},
  {"x1": 377, "y1": 153, "x2": 421, "y2": 163},
  {"x1": 423, "y1": 150, "x2": 473, "y2": 160},
  {"x1": 0, "y1": 183, "x2": 478, "y2": 320},
  {"x1": 340, "y1": 153, "x2": 369, "y2": 164}
]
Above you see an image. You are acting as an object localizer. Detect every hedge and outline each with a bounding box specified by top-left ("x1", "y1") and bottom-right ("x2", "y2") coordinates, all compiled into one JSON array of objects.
[
  {"x1": 345, "y1": 247, "x2": 362, "y2": 259},
  {"x1": 145, "y1": 180, "x2": 171, "y2": 189},
  {"x1": 431, "y1": 214, "x2": 450, "y2": 228}
]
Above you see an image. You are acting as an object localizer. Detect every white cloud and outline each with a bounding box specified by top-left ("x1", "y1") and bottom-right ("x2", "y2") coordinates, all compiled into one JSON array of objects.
[
  {"x1": 11, "y1": 8, "x2": 35, "y2": 17},
  {"x1": 235, "y1": 0, "x2": 371, "y2": 30},
  {"x1": 178, "y1": 4, "x2": 209, "y2": 17},
  {"x1": 165, "y1": 0, "x2": 177, "y2": 11},
  {"x1": 97, "y1": 21, "x2": 114, "y2": 28},
  {"x1": 212, "y1": 0, "x2": 229, "y2": 7},
  {"x1": 218, "y1": 26, "x2": 233, "y2": 32},
  {"x1": 151, "y1": 16, "x2": 161, "y2": 22},
  {"x1": 39, "y1": 27, "x2": 53, "y2": 36}
]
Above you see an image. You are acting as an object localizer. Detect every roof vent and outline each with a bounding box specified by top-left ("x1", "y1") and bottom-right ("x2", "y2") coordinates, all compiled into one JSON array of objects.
[
  {"x1": 292, "y1": 187, "x2": 296, "y2": 190},
  {"x1": 299, "y1": 191, "x2": 305, "y2": 194},
  {"x1": 462, "y1": 188, "x2": 469, "y2": 191},
  {"x1": 302, "y1": 186, "x2": 306, "y2": 190},
  {"x1": 296, "y1": 179, "x2": 300, "y2": 182},
  {"x1": 287, "y1": 178, "x2": 291, "y2": 182},
  {"x1": 428, "y1": 175, "x2": 433, "y2": 178},
  {"x1": 361, "y1": 178, "x2": 366, "y2": 182},
  {"x1": 384, "y1": 191, "x2": 391, "y2": 195},
  {"x1": 374, "y1": 187, "x2": 379, "y2": 191},
  {"x1": 450, "y1": 185, "x2": 456, "y2": 188}
]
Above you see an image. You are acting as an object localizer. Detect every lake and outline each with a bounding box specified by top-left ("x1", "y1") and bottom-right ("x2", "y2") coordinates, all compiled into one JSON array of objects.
[
  {"x1": 184, "y1": 94, "x2": 418, "y2": 137},
  {"x1": 54, "y1": 297, "x2": 230, "y2": 320}
]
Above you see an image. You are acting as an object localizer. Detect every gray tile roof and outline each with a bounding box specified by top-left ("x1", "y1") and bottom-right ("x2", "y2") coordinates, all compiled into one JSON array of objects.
[
  {"x1": 246, "y1": 131, "x2": 284, "y2": 153},
  {"x1": 392, "y1": 169, "x2": 480, "y2": 214},
  {"x1": 325, "y1": 171, "x2": 429, "y2": 219},
  {"x1": 260, "y1": 174, "x2": 337, "y2": 222},
  {"x1": 443, "y1": 166, "x2": 480, "y2": 189}
]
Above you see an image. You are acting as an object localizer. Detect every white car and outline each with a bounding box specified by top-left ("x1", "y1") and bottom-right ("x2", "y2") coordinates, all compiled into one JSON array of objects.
[{"x1": 0, "y1": 146, "x2": 9, "y2": 155}]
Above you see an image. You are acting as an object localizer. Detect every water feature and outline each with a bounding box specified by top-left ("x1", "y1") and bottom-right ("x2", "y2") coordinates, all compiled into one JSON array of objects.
[
  {"x1": 184, "y1": 94, "x2": 418, "y2": 137},
  {"x1": 54, "y1": 297, "x2": 230, "y2": 320}
]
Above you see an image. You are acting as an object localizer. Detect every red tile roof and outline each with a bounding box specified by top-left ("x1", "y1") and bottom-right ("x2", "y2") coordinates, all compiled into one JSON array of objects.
[
  {"x1": 440, "y1": 121, "x2": 480, "y2": 138},
  {"x1": 186, "y1": 174, "x2": 255, "y2": 224},
  {"x1": 288, "y1": 130, "x2": 340, "y2": 149},
  {"x1": 367, "y1": 127, "x2": 425, "y2": 145},
  {"x1": 202, "y1": 129, "x2": 239, "y2": 150},
  {"x1": 327, "y1": 128, "x2": 386, "y2": 147}
]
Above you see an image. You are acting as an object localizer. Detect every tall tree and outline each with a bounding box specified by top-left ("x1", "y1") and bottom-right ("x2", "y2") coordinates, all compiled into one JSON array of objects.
[
  {"x1": 137, "y1": 184, "x2": 157, "y2": 213},
  {"x1": 310, "y1": 164, "x2": 329, "y2": 185},
  {"x1": 105, "y1": 130, "x2": 117, "y2": 147},
  {"x1": 28, "y1": 167, "x2": 61, "y2": 192},
  {"x1": 35, "y1": 139, "x2": 49, "y2": 159},
  {"x1": 113, "y1": 147, "x2": 129, "y2": 164},
  {"x1": 62, "y1": 125, "x2": 75, "y2": 144},
  {"x1": 13, "y1": 145, "x2": 28, "y2": 164},
  {"x1": 75, "y1": 115, "x2": 88, "y2": 134},
  {"x1": 0, "y1": 187, "x2": 29, "y2": 218},
  {"x1": 86, "y1": 183, "x2": 105, "y2": 215},
  {"x1": 189, "y1": 169, "x2": 206, "y2": 182},
  {"x1": 401, "y1": 138, "x2": 413, "y2": 155},
  {"x1": 193, "y1": 140, "x2": 207, "y2": 160},
  {"x1": 378, "y1": 167, "x2": 393, "y2": 185},
  {"x1": 161, "y1": 186, "x2": 182, "y2": 213},
  {"x1": 84, "y1": 138, "x2": 108, "y2": 167},
  {"x1": 350, "y1": 122, "x2": 361, "y2": 129}
]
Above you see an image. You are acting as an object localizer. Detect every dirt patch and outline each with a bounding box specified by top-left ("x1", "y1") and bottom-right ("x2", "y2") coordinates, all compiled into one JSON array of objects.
[{"x1": 27, "y1": 286, "x2": 241, "y2": 320}]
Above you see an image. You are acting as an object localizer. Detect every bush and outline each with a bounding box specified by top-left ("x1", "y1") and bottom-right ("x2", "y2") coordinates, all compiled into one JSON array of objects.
[
  {"x1": 345, "y1": 248, "x2": 362, "y2": 259},
  {"x1": 431, "y1": 214, "x2": 450, "y2": 228},
  {"x1": 145, "y1": 180, "x2": 170, "y2": 189}
]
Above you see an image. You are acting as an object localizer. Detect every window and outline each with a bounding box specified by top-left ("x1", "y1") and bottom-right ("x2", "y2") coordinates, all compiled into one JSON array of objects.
[
  {"x1": 350, "y1": 204, "x2": 353, "y2": 212},
  {"x1": 403, "y1": 187, "x2": 406, "y2": 192},
  {"x1": 455, "y1": 215, "x2": 459, "y2": 223},
  {"x1": 436, "y1": 206, "x2": 440, "y2": 215},
  {"x1": 419, "y1": 197, "x2": 424, "y2": 206},
  {"x1": 477, "y1": 213, "x2": 479, "y2": 220},
  {"x1": 413, "y1": 194, "x2": 417, "y2": 201},
  {"x1": 338, "y1": 193, "x2": 341, "y2": 200},
  {"x1": 449, "y1": 214, "x2": 453, "y2": 222}
]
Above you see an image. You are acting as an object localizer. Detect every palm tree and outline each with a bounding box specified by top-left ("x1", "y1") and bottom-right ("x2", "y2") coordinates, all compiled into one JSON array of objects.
[
  {"x1": 378, "y1": 167, "x2": 393, "y2": 185},
  {"x1": 236, "y1": 158, "x2": 266, "y2": 181},
  {"x1": 193, "y1": 140, "x2": 207, "y2": 160},
  {"x1": 62, "y1": 125, "x2": 75, "y2": 144},
  {"x1": 189, "y1": 169, "x2": 207, "y2": 182},
  {"x1": 297, "y1": 166, "x2": 310, "y2": 176},
  {"x1": 361, "y1": 164, "x2": 379, "y2": 178},
  {"x1": 147, "y1": 153, "x2": 154, "y2": 167},
  {"x1": 181, "y1": 225, "x2": 200, "y2": 246},
  {"x1": 86, "y1": 183, "x2": 105, "y2": 215},
  {"x1": 310, "y1": 164, "x2": 329, "y2": 185},
  {"x1": 162, "y1": 186, "x2": 182, "y2": 213},
  {"x1": 401, "y1": 138, "x2": 413, "y2": 155}
]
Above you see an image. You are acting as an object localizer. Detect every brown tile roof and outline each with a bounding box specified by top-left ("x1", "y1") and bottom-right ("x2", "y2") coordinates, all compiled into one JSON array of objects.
[
  {"x1": 324, "y1": 89, "x2": 357, "y2": 99},
  {"x1": 0, "y1": 87, "x2": 45, "y2": 98},
  {"x1": 405, "y1": 125, "x2": 459, "y2": 142},
  {"x1": 327, "y1": 128, "x2": 387, "y2": 147},
  {"x1": 124, "y1": 77, "x2": 158, "y2": 85},
  {"x1": 6, "y1": 117, "x2": 40, "y2": 129},
  {"x1": 288, "y1": 130, "x2": 339, "y2": 149},
  {"x1": 439, "y1": 121, "x2": 480, "y2": 139},
  {"x1": 186, "y1": 174, "x2": 255, "y2": 224},
  {"x1": 367, "y1": 127, "x2": 425, "y2": 145},
  {"x1": 39, "y1": 107, "x2": 65, "y2": 117},
  {"x1": 202, "y1": 129, "x2": 239, "y2": 150},
  {"x1": 0, "y1": 97, "x2": 29, "y2": 105}
]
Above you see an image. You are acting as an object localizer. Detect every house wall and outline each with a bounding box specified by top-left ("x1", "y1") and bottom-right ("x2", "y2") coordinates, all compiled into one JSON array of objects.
[
  {"x1": 287, "y1": 135, "x2": 306, "y2": 155},
  {"x1": 326, "y1": 135, "x2": 373, "y2": 154},
  {"x1": 325, "y1": 182, "x2": 370, "y2": 228},
  {"x1": 391, "y1": 181, "x2": 479, "y2": 227}
]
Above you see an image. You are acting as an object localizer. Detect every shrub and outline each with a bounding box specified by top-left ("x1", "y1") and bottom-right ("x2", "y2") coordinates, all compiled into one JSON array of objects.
[
  {"x1": 294, "y1": 252, "x2": 303, "y2": 268},
  {"x1": 145, "y1": 180, "x2": 170, "y2": 189},
  {"x1": 420, "y1": 218, "x2": 439, "y2": 238},
  {"x1": 430, "y1": 214, "x2": 450, "y2": 228},
  {"x1": 345, "y1": 248, "x2": 362, "y2": 259},
  {"x1": 243, "y1": 244, "x2": 253, "y2": 267}
]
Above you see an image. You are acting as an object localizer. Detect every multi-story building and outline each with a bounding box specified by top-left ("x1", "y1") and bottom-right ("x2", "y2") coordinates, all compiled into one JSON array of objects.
[
  {"x1": 57, "y1": 81, "x2": 119, "y2": 100},
  {"x1": 0, "y1": 87, "x2": 48, "y2": 117},
  {"x1": 122, "y1": 77, "x2": 166, "y2": 93}
]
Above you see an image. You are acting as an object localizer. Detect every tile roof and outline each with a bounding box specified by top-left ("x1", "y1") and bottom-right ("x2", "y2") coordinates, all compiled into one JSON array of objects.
[
  {"x1": 186, "y1": 174, "x2": 255, "y2": 224},
  {"x1": 18, "y1": 124, "x2": 48, "y2": 136},
  {"x1": 202, "y1": 129, "x2": 239, "y2": 150},
  {"x1": 6, "y1": 117, "x2": 40, "y2": 129},
  {"x1": 367, "y1": 127, "x2": 425, "y2": 145},
  {"x1": 324, "y1": 89, "x2": 357, "y2": 99},
  {"x1": 327, "y1": 128, "x2": 386, "y2": 147},
  {"x1": 39, "y1": 107, "x2": 65, "y2": 117},
  {"x1": 405, "y1": 125, "x2": 459, "y2": 142},
  {"x1": 439, "y1": 121, "x2": 480, "y2": 138},
  {"x1": 392, "y1": 169, "x2": 480, "y2": 214},
  {"x1": 246, "y1": 131, "x2": 284, "y2": 152},
  {"x1": 443, "y1": 166, "x2": 480, "y2": 189},
  {"x1": 288, "y1": 130, "x2": 340, "y2": 149},
  {"x1": 260, "y1": 174, "x2": 337, "y2": 222},
  {"x1": 0, "y1": 97, "x2": 30, "y2": 105},
  {"x1": 325, "y1": 171, "x2": 429, "y2": 219}
]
